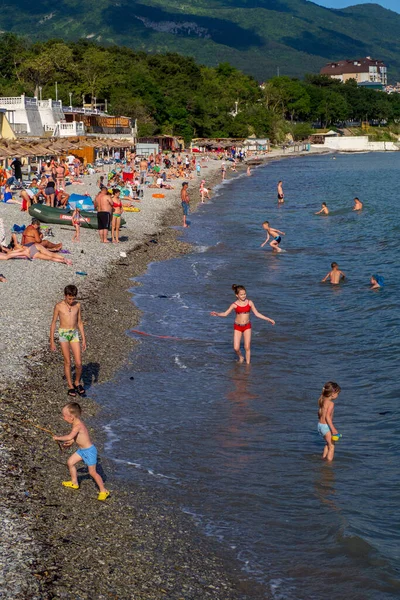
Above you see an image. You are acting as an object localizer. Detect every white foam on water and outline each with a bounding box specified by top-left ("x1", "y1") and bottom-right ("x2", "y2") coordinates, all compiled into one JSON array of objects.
[
  {"x1": 112, "y1": 457, "x2": 178, "y2": 481},
  {"x1": 103, "y1": 423, "x2": 120, "y2": 452},
  {"x1": 174, "y1": 355, "x2": 187, "y2": 369}
]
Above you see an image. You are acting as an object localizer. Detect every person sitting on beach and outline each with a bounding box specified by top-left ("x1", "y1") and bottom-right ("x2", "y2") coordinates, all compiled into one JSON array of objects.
[
  {"x1": 50, "y1": 285, "x2": 86, "y2": 397},
  {"x1": 315, "y1": 202, "x2": 329, "y2": 215},
  {"x1": 370, "y1": 274, "x2": 384, "y2": 290},
  {"x1": 261, "y1": 221, "x2": 285, "y2": 253},
  {"x1": 353, "y1": 197, "x2": 363, "y2": 211},
  {"x1": 20, "y1": 179, "x2": 40, "y2": 211},
  {"x1": 2, "y1": 183, "x2": 21, "y2": 205},
  {"x1": 53, "y1": 402, "x2": 109, "y2": 501},
  {"x1": 0, "y1": 242, "x2": 72, "y2": 264},
  {"x1": 322, "y1": 262, "x2": 345, "y2": 285},
  {"x1": 56, "y1": 189, "x2": 70, "y2": 209},
  {"x1": 22, "y1": 218, "x2": 62, "y2": 252},
  {"x1": 318, "y1": 382, "x2": 341, "y2": 462}
]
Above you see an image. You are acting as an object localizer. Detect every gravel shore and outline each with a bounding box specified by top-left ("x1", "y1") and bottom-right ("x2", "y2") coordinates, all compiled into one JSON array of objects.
[
  {"x1": 1, "y1": 147, "x2": 329, "y2": 598},
  {"x1": 0, "y1": 158, "x2": 271, "y2": 599}
]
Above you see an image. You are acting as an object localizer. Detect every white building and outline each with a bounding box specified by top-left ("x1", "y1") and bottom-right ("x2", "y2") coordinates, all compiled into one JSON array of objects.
[
  {"x1": 0, "y1": 94, "x2": 85, "y2": 137},
  {"x1": 320, "y1": 57, "x2": 387, "y2": 87}
]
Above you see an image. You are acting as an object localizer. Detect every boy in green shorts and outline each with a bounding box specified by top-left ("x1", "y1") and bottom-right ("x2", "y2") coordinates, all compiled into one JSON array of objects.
[{"x1": 50, "y1": 285, "x2": 86, "y2": 397}]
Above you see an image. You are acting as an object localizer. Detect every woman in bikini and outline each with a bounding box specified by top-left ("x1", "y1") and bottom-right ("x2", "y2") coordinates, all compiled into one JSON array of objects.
[
  {"x1": 0, "y1": 242, "x2": 72, "y2": 265},
  {"x1": 55, "y1": 161, "x2": 66, "y2": 190},
  {"x1": 211, "y1": 284, "x2": 275, "y2": 364},
  {"x1": 71, "y1": 207, "x2": 81, "y2": 243},
  {"x1": 111, "y1": 189, "x2": 124, "y2": 243}
]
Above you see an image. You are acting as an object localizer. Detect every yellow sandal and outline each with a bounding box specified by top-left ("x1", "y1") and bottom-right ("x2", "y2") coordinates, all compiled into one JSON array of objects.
[
  {"x1": 62, "y1": 481, "x2": 79, "y2": 489},
  {"x1": 97, "y1": 490, "x2": 110, "y2": 501}
]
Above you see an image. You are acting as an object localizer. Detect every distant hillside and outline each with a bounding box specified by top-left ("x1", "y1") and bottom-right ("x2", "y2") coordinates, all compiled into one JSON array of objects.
[{"x1": 1, "y1": 0, "x2": 400, "y2": 81}]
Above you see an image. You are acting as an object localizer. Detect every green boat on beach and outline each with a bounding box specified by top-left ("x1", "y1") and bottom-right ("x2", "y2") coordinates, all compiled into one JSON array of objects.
[{"x1": 28, "y1": 205, "x2": 126, "y2": 229}]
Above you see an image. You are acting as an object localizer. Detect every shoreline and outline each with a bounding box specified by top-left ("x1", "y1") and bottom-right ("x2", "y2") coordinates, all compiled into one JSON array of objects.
[
  {"x1": 0, "y1": 148, "x2": 329, "y2": 598},
  {"x1": 1, "y1": 159, "x2": 270, "y2": 599}
]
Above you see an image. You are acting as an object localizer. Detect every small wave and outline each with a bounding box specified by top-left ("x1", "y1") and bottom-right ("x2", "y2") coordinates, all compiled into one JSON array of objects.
[
  {"x1": 194, "y1": 245, "x2": 211, "y2": 253},
  {"x1": 174, "y1": 355, "x2": 187, "y2": 369},
  {"x1": 112, "y1": 457, "x2": 178, "y2": 481},
  {"x1": 103, "y1": 424, "x2": 120, "y2": 452}
]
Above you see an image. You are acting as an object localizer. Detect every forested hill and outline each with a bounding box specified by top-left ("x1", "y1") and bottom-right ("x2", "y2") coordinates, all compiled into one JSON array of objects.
[{"x1": 1, "y1": 0, "x2": 400, "y2": 81}]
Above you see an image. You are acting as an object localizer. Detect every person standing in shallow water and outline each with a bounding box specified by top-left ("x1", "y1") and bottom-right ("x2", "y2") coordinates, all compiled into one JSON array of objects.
[
  {"x1": 277, "y1": 180, "x2": 284, "y2": 203},
  {"x1": 181, "y1": 182, "x2": 190, "y2": 227},
  {"x1": 210, "y1": 284, "x2": 275, "y2": 364},
  {"x1": 317, "y1": 382, "x2": 341, "y2": 461}
]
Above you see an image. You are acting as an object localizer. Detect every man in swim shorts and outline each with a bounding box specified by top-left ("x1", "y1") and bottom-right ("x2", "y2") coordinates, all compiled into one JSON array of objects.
[
  {"x1": 277, "y1": 180, "x2": 284, "y2": 203},
  {"x1": 50, "y1": 285, "x2": 86, "y2": 397},
  {"x1": 181, "y1": 182, "x2": 190, "y2": 227},
  {"x1": 94, "y1": 188, "x2": 113, "y2": 243}
]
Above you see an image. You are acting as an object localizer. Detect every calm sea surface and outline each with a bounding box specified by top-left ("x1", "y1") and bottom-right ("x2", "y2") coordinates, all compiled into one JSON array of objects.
[{"x1": 94, "y1": 153, "x2": 400, "y2": 599}]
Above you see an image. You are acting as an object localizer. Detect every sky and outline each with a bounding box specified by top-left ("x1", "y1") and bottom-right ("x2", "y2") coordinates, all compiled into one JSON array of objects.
[{"x1": 314, "y1": 0, "x2": 399, "y2": 12}]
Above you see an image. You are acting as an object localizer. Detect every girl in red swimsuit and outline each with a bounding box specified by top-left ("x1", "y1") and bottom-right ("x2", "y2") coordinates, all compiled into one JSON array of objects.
[
  {"x1": 210, "y1": 284, "x2": 275, "y2": 364},
  {"x1": 111, "y1": 189, "x2": 124, "y2": 243}
]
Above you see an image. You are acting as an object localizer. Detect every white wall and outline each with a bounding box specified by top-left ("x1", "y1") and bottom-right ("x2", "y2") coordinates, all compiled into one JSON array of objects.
[
  {"x1": 317, "y1": 136, "x2": 398, "y2": 152},
  {"x1": 38, "y1": 99, "x2": 64, "y2": 131}
]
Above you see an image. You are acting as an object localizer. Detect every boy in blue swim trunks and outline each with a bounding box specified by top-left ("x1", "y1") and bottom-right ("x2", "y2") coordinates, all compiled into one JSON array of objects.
[
  {"x1": 261, "y1": 221, "x2": 285, "y2": 253},
  {"x1": 53, "y1": 402, "x2": 109, "y2": 501},
  {"x1": 50, "y1": 285, "x2": 86, "y2": 398}
]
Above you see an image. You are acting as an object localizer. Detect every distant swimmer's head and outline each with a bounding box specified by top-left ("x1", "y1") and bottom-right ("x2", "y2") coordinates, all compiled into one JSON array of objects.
[
  {"x1": 331, "y1": 262, "x2": 338, "y2": 269},
  {"x1": 371, "y1": 274, "x2": 384, "y2": 287},
  {"x1": 322, "y1": 202, "x2": 327, "y2": 207},
  {"x1": 232, "y1": 284, "x2": 246, "y2": 300}
]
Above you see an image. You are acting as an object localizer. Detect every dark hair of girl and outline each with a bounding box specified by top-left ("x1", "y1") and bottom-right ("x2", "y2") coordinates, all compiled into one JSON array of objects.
[
  {"x1": 318, "y1": 382, "x2": 341, "y2": 418},
  {"x1": 232, "y1": 284, "x2": 246, "y2": 295}
]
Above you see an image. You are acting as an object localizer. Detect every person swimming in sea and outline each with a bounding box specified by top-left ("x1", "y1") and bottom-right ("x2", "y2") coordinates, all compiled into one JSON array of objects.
[
  {"x1": 370, "y1": 274, "x2": 384, "y2": 290},
  {"x1": 261, "y1": 221, "x2": 285, "y2": 253},
  {"x1": 315, "y1": 202, "x2": 329, "y2": 215},
  {"x1": 210, "y1": 284, "x2": 275, "y2": 364},
  {"x1": 321, "y1": 262, "x2": 345, "y2": 285},
  {"x1": 353, "y1": 197, "x2": 363, "y2": 211}
]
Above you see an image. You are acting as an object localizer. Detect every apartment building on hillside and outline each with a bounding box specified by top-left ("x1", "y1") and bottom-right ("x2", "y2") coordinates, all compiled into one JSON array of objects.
[{"x1": 320, "y1": 57, "x2": 387, "y2": 87}]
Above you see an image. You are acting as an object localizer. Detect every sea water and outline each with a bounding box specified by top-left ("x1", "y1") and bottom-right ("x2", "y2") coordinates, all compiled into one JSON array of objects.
[{"x1": 95, "y1": 153, "x2": 400, "y2": 599}]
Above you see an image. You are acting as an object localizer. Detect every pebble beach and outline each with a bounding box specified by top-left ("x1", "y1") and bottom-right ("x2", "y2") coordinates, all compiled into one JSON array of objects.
[
  {"x1": 0, "y1": 146, "x2": 331, "y2": 598},
  {"x1": 0, "y1": 157, "x2": 272, "y2": 599}
]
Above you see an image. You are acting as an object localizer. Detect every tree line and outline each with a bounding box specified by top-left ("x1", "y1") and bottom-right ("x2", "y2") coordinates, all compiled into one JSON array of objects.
[{"x1": 1, "y1": 34, "x2": 400, "y2": 143}]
